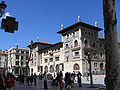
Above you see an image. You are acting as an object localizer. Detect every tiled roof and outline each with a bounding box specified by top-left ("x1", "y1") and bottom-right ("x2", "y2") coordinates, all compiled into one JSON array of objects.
[
  {"x1": 39, "y1": 42, "x2": 62, "y2": 50},
  {"x1": 38, "y1": 42, "x2": 63, "y2": 53},
  {"x1": 36, "y1": 41, "x2": 52, "y2": 45},
  {"x1": 0, "y1": 51, "x2": 7, "y2": 55},
  {"x1": 57, "y1": 22, "x2": 102, "y2": 34},
  {"x1": 27, "y1": 41, "x2": 52, "y2": 48}
]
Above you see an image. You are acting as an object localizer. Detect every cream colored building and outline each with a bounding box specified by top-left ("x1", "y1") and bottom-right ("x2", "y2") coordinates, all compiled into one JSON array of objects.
[
  {"x1": 7, "y1": 47, "x2": 29, "y2": 76},
  {"x1": 0, "y1": 50, "x2": 7, "y2": 74},
  {"x1": 29, "y1": 20, "x2": 106, "y2": 76}
]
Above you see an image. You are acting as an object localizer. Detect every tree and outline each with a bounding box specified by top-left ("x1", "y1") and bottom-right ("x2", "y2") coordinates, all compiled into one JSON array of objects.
[
  {"x1": 117, "y1": 26, "x2": 120, "y2": 41},
  {"x1": 103, "y1": 0, "x2": 120, "y2": 90}
]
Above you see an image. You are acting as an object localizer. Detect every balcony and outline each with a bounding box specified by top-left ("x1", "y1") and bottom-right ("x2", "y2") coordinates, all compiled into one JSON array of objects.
[
  {"x1": 72, "y1": 46, "x2": 80, "y2": 51},
  {"x1": 83, "y1": 44, "x2": 92, "y2": 50}
]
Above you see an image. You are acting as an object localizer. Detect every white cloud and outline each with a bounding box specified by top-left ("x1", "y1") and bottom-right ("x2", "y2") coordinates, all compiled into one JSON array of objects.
[
  {"x1": 4, "y1": 12, "x2": 11, "y2": 18},
  {"x1": 0, "y1": 12, "x2": 11, "y2": 21}
]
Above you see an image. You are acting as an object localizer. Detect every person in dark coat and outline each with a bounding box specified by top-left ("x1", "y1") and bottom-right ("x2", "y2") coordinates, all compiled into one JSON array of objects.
[
  {"x1": 33, "y1": 73, "x2": 37, "y2": 85},
  {"x1": 64, "y1": 72, "x2": 69, "y2": 89},
  {"x1": 77, "y1": 71, "x2": 82, "y2": 87},
  {"x1": 0, "y1": 74, "x2": 4, "y2": 90},
  {"x1": 30, "y1": 74, "x2": 33, "y2": 85},
  {"x1": 26, "y1": 75, "x2": 30, "y2": 86},
  {"x1": 43, "y1": 72, "x2": 48, "y2": 89}
]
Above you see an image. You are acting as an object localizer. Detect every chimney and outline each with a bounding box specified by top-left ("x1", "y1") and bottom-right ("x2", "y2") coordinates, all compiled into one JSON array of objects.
[
  {"x1": 78, "y1": 16, "x2": 81, "y2": 22},
  {"x1": 95, "y1": 21, "x2": 98, "y2": 27},
  {"x1": 36, "y1": 37, "x2": 39, "y2": 41},
  {"x1": 61, "y1": 24, "x2": 64, "y2": 30}
]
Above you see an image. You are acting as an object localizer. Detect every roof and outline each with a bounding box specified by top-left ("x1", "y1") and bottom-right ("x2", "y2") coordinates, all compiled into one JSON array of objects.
[
  {"x1": 38, "y1": 42, "x2": 63, "y2": 53},
  {"x1": 36, "y1": 41, "x2": 52, "y2": 45},
  {"x1": 0, "y1": 51, "x2": 7, "y2": 56},
  {"x1": 28, "y1": 41, "x2": 52, "y2": 48},
  {"x1": 57, "y1": 22, "x2": 102, "y2": 34}
]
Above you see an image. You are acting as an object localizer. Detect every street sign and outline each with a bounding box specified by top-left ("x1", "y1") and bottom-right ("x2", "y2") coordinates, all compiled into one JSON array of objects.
[{"x1": 1, "y1": 16, "x2": 18, "y2": 33}]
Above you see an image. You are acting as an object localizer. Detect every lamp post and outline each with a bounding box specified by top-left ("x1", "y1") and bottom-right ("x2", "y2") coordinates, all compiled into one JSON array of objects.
[
  {"x1": 85, "y1": 52, "x2": 93, "y2": 87},
  {"x1": 26, "y1": 40, "x2": 33, "y2": 76},
  {"x1": 0, "y1": 1, "x2": 7, "y2": 17}
]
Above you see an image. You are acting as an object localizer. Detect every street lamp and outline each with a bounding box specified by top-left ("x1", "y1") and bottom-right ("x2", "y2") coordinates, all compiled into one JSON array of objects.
[
  {"x1": 26, "y1": 40, "x2": 33, "y2": 76},
  {"x1": 85, "y1": 52, "x2": 93, "y2": 87},
  {"x1": 0, "y1": 1, "x2": 7, "y2": 17}
]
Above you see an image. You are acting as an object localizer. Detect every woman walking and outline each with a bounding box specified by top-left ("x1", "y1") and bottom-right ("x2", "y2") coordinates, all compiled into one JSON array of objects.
[
  {"x1": 43, "y1": 72, "x2": 48, "y2": 89},
  {"x1": 5, "y1": 73, "x2": 15, "y2": 90},
  {"x1": 0, "y1": 74, "x2": 4, "y2": 90}
]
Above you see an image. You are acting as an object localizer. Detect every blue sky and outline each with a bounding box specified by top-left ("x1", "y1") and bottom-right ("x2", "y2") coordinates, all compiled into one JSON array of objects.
[{"x1": 0, "y1": 0, "x2": 119, "y2": 50}]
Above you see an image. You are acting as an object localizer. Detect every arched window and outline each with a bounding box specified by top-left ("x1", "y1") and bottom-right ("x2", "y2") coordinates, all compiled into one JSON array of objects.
[
  {"x1": 84, "y1": 39, "x2": 88, "y2": 45},
  {"x1": 50, "y1": 65, "x2": 54, "y2": 73},
  {"x1": 65, "y1": 44, "x2": 69, "y2": 48},
  {"x1": 56, "y1": 64, "x2": 59, "y2": 72},
  {"x1": 74, "y1": 40, "x2": 78, "y2": 47},
  {"x1": 45, "y1": 66, "x2": 48, "y2": 72},
  {"x1": 73, "y1": 64, "x2": 80, "y2": 70}
]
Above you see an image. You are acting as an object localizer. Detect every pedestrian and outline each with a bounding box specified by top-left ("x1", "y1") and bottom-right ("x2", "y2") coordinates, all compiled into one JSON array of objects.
[
  {"x1": 19, "y1": 75, "x2": 22, "y2": 84},
  {"x1": 86, "y1": 72, "x2": 90, "y2": 81},
  {"x1": 33, "y1": 73, "x2": 37, "y2": 85},
  {"x1": 0, "y1": 74, "x2": 4, "y2": 90},
  {"x1": 30, "y1": 74, "x2": 33, "y2": 85},
  {"x1": 59, "y1": 76, "x2": 64, "y2": 90},
  {"x1": 77, "y1": 71, "x2": 82, "y2": 87},
  {"x1": 38, "y1": 73, "x2": 41, "y2": 80},
  {"x1": 70, "y1": 74, "x2": 75, "y2": 88},
  {"x1": 26, "y1": 75, "x2": 30, "y2": 86},
  {"x1": 64, "y1": 72, "x2": 69, "y2": 89},
  {"x1": 21, "y1": 74, "x2": 25, "y2": 84},
  {"x1": 5, "y1": 73, "x2": 15, "y2": 90},
  {"x1": 43, "y1": 72, "x2": 48, "y2": 89}
]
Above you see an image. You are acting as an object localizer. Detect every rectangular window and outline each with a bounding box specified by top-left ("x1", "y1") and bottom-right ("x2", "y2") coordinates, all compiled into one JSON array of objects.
[
  {"x1": 16, "y1": 55, "x2": 19, "y2": 59},
  {"x1": 21, "y1": 61, "x2": 23, "y2": 65},
  {"x1": 21, "y1": 51, "x2": 24, "y2": 53},
  {"x1": 26, "y1": 52, "x2": 29, "y2": 54},
  {"x1": 94, "y1": 63, "x2": 97, "y2": 67},
  {"x1": 55, "y1": 57, "x2": 59, "y2": 61},
  {"x1": 44, "y1": 59, "x2": 48, "y2": 63},
  {"x1": 26, "y1": 55, "x2": 29, "y2": 60},
  {"x1": 75, "y1": 52, "x2": 79, "y2": 56},
  {"x1": 16, "y1": 61, "x2": 19, "y2": 65},
  {"x1": 49, "y1": 58, "x2": 53, "y2": 62},
  {"x1": 38, "y1": 67, "x2": 40, "y2": 72},
  {"x1": 21, "y1": 56, "x2": 24, "y2": 60}
]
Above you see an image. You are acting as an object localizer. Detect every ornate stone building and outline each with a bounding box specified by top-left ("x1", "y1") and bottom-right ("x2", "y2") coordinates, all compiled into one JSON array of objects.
[{"x1": 29, "y1": 20, "x2": 106, "y2": 76}]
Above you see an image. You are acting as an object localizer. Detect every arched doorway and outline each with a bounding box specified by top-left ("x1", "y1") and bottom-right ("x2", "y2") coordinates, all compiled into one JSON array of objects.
[
  {"x1": 100, "y1": 63, "x2": 104, "y2": 71},
  {"x1": 73, "y1": 63, "x2": 80, "y2": 73},
  {"x1": 31, "y1": 68, "x2": 33, "y2": 74}
]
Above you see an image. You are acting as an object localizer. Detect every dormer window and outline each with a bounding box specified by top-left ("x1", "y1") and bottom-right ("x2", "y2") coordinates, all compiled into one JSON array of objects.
[
  {"x1": 66, "y1": 35, "x2": 69, "y2": 38},
  {"x1": 65, "y1": 44, "x2": 69, "y2": 48},
  {"x1": 73, "y1": 32, "x2": 75, "y2": 36},
  {"x1": 74, "y1": 40, "x2": 78, "y2": 47}
]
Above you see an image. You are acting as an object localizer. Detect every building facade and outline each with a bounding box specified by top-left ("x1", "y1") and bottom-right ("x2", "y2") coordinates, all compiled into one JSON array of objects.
[
  {"x1": 0, "y1": 50, "x2": 7, "y2": 74},
  {"x1": 29, "y1": 20, "x2": 106, "y2": 76},
  {"x1": 7, "y1": 47, "x2": 29, "y2": 76}
]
